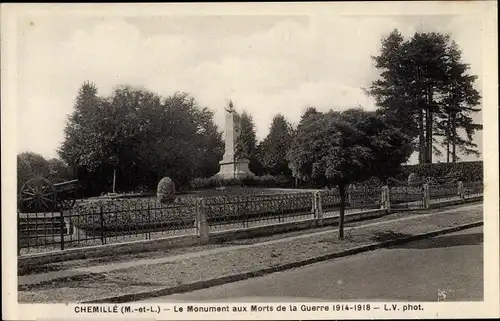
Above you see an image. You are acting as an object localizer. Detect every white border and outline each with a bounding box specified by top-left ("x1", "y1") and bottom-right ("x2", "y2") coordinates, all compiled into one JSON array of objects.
[{"x1": 2, "y1": 2, "x2": 499, "y2": 320}]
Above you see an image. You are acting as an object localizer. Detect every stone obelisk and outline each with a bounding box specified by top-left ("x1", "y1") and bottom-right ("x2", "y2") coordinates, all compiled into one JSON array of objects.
[{"x1": 215, "y1": 100, "x2": 254, "y2": 179}]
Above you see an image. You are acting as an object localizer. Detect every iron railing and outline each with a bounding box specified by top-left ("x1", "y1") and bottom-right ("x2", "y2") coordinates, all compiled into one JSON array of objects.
[
  {"x1": 389, "y1": 186, "x2": 424, "y2": 209},
  {"x1": 319, "y1": 186, "x2": 383, "y2": 215},
  {"x1": 204, "y1": 192, "x2": 314, "y2": 231},
  {"x1": 428, "y1": 182, "x2": 460, "y2": 204},
  {"x1": 464, "y1": 181, "x2": 483, "y2": 199},
  {"x1": 18, "y1": 198, "x2": 197, "y2": 255},
  {"x1": 18, "y1": 180, "x2": 484, "y2": 255}
]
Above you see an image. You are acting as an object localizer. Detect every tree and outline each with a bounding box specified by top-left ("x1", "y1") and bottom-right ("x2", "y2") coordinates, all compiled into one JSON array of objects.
[
  {"x1": 366, "y1": 30, "x2": 482, "y2": 164},
  {"x1": 258, "y1": 114, "x2": 295, "y2": 176},
  {"x1": 234, "y1": 111, "x2": 262, "y2": 174},
  {"x1": 193, "y1": 107, "x2": 225, "y2": 178},
  {"x1": 301, "y1": 106, "x2": 320, "y2": 121},
  {"x1": 59, "y1": 82, "x2": 120, "y2": 195},
  {"x1": 47, "y1": 158, "x2": 74, "y2": 182},
  {"x1": 17, "y1": 152, "x2": 50, "y2": 189},
  {"x1": 59, "y1": 83, "x2": 223, "y2": 195},
  {"x1": 287, "y1": 108, "x2": 412, "y2": 239},
  {"x1": 434, "y1": 41, "x2": 482, "y2": 162}
]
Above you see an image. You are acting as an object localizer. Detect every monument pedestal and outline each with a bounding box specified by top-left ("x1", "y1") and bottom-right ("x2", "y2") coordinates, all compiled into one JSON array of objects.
[{"x1": 216, "y1": 158, "x2": 254, "y2": 179}]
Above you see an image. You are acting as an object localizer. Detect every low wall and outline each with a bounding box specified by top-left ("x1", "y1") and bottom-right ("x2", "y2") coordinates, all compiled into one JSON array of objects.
[
  {"x1": 429, "y1": 195, "x2": 483, "y2": 209},
  {"x1": 18, "y1": 234, "x2": 200, "y2": 268},
  {"x1": 209, "y1": 209, "x2": 387, "y2": 243}
]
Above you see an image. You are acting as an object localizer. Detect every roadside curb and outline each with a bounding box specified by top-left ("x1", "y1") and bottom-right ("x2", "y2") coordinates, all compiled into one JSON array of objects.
[{"x1": 83, "y1": 221, "x2": 483, "y2": 304}]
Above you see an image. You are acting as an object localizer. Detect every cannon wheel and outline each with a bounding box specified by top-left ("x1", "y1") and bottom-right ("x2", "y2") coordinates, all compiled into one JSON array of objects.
[
  {"x1": 19, "y1": 177, "x2": 58, "y2": 212},
  {"x1": 422, "y1": 176, "x2": 438, "y2": 185}
]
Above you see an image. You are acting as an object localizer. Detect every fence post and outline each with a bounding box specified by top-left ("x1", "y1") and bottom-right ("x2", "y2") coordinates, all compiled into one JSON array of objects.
[
  {"x1": 458, "y1": 181, "x2": 465, "y2": 201},
  {"x1": 17, "y1": 213, "x2": 21, "y2": 255},
  {"x1": 60, "y1": 209, "x2": 65, "y2": 250},
  {"x1": 385, "y1": 186, "x2": 391, "y2": 213},
  {"x1": 317, "y1": 192, "x2": 323, "y2": 220},
  {"x1": 65, "y1": 217, "x2": 73, "y2": 236},
  {"x1": 99, "y1": 204, "x2": 106, "y2": 245},
  {"x1": 314, "y1": 192, "x2": 323, "y2": 226},
  {"x1": 381, "y1": 186, "x2": 390, "y2": 213},
  {"x1": 380, "y1": 186, "x2": 386, "y2": 210},
  {"x1": 147, "y1": 201, "x2": 151, "y2": 240},
  {"x1": 423, "y1": 183, "x2": 430, "y2": 209},
  {"x1": 196, "y1": 198, "x2": 209, "y2": 245},
  {"x1": 311, "y1": 192, "x2": 316, "y2": 217}
]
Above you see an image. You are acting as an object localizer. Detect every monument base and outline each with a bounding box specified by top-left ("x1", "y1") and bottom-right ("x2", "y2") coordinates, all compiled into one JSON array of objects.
[{"x1": 215, "y1": 158, "x2": 255, "y2": 179}]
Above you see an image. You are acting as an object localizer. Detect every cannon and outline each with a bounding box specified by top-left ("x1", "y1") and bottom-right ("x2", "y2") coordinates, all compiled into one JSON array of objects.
[{"x1": 18, "y1": 177, "x2": 81, "y2": 213}]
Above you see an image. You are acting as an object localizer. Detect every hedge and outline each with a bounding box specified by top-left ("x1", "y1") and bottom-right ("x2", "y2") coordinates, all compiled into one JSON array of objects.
[
  {"x1": 399, "y1": 161, "x2": 483, "y2": 182},
  {"x1": 189, "y1": 175, "x2": 294, "y2": 190}
]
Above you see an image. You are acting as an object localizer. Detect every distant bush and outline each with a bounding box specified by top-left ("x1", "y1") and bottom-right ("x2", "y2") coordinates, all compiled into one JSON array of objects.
[
  {"x1": 189, "y1": 175, "x2": 294, "y2": 190},
  {"x1": 399, "y1": 161, "x2": 483, "y2": 182},
  {"x1": 157, "y1": 177, "x2": 176, "y2": 204}
]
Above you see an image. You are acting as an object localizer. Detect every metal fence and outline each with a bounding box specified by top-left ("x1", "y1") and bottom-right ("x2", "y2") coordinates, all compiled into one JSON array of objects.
[
  {"x1": 429, "y1": 182, "x2": 460, "y2": 204},
  {"x1": 18, "y1": 198, "x2": 198, "y2": 255},
  {"x1": 389, "y1": 186, "x2": 424, "y2": 209},
  {"x1": 18, "y1": 180, "x2": 484, "y2": 255},
  {"x1": 204, "y1": 193, "x2": 314, "y2": 232},
  {"x1": 464, "y1": 181, "x2": 483, "y2": 199},
  {"x1": 320, "y1": 186, "x2": 383, "y2": 215}
]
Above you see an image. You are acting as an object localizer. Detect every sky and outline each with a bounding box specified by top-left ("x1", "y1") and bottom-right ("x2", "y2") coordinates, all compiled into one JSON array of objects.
[{"x1": 14, "y1": 6, "x2": 485, "y2": 165}]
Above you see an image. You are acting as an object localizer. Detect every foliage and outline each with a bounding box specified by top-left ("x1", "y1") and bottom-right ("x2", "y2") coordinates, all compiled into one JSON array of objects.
[
  {"x1": 71, "y1": 198, "x2": 195, "y2": 231},
  {"x1": 287, "y1": 107, "x2": 413, "y2": 239},
  {"x1": 157, "y1": 177, "x2": 176, "y2": 204},
  {"x1": 399, "y1": 161, "x2": 483, "y2": 182},
  {"x1": 366, "y1": 30, "x2": 482, "y2": 164},
  {"x1": 46, "y1": 158, "x2": 75, "y2": 182},
  {"x1": 17, "y1": 152, "x2": 73, "y2": 189},
  {"x1": 17, "y1": 152, "x2": 50, "y2": 189},
  {"x1": 189, "y1": 175, "x2": 294, "y2": 190},
  {"x1": 59, "y1": 83, "x2": 224, "y2": 196},
  {"x1": 234, "y1": 110, "x2": 263, "y2": 174},
  {"x1": 257, "y1": 113, "x2": 295, "y2": 176},
  {"x1": 203, "y1": 192, "x2": 313, "y2": 223}
]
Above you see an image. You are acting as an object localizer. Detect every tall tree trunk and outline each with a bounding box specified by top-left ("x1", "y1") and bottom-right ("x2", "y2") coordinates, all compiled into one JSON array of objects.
[
  {"x1": 338, "y1": 184, "x2": 346, "y2": 240},
  {"x1": 451, "y1": 115, "x2": 457, "y2": 163},
  {"x1": 424, "y1": 107, "x2": 431, "y2": 163},
  {"x1": 446, "y1": 120, "x2": 451, "y2": 163},
  {"x1": 426, "y1": 87, "x2": 434, "y2": 164},
  {"x1": 418, "y1": 108, "x2": 425, "y2": 164},
  {"x1": 112, "y1": 169, "x2": 116, "y2": 193},
  {"x1": 427, "y1": 110, "x2": 433, "y2": 163}
]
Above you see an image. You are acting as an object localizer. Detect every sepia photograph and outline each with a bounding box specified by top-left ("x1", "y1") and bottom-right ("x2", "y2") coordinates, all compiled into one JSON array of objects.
[{"x1": 2, "y1": 2, "x2": 498, "y2": 320}]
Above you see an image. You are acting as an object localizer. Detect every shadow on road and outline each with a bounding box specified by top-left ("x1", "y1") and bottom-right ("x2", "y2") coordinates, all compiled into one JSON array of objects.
[{"x1": 388, "y1": 233, "x2": 483, "y2": 250}]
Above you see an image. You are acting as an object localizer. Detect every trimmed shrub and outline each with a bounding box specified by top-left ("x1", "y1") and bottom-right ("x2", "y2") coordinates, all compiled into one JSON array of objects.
[{"x1": 157, "y1": 177, "x2": 176, "y2": 204}]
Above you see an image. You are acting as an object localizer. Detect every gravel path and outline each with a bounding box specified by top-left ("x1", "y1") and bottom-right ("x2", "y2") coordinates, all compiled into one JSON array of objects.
[{"x1": 18, "y1": 203, "x2": 482, "y2": 303}]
